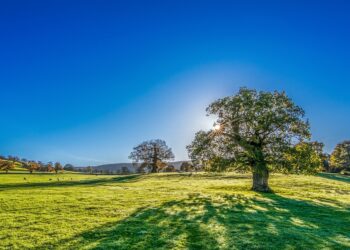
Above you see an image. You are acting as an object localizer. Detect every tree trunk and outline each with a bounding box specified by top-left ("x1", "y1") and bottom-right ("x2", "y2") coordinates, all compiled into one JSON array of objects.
[
  {"x1": 252, "y1": 164, "x2": 270, "y2": 192},
  {"x1": 151, "y1": 164, "x2": 158, "y2": 173},
  {"x1": 151, "y1": 145, "x2": 158, "y2": 173}
]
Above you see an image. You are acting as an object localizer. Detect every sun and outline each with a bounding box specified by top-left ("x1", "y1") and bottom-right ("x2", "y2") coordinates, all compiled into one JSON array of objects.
[{"x1": 213, "y1": 124, "x2": 221, "y2": 131}]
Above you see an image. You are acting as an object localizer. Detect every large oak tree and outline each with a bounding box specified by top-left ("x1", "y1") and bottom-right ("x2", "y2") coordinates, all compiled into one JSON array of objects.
[
  {"x1": 187, "y1": 87, "x2": 313, "y2": 192},
  {"x1": 129, "y1": 139, "x2": 174, "y2": 173}
]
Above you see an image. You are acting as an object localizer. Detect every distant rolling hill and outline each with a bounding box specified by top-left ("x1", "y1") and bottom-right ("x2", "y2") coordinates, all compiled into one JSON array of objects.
[
  {"x1": 92, "y1": 163, "x2": 137, "y2": 173},
  {"x1": 79, "y1": 161, "x2": 188, "y2": 173}
]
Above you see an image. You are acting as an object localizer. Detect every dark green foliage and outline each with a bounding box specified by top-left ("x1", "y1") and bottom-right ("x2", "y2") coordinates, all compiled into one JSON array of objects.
[
  {"x1": 180, "y1": 162, "x2": 194, "y2": 172},
  {"x1": 64, "y1": 164, "x2": 75, "y2": 171},
  {"x1": 205, "y1": 157, "x2": 236, "y2": 172},
  {"x1": 54, "y1": 162, "x2": 63, "y2": 173},
  {"x1": 330, "y1": 140, "x2": 350, "y2": 172},
  {"x1": 282, "y1": 142, "x2": 323, "y2": 174},
  {"x1": 163, "y1": 165, "x2": 176, "y2": 172}
]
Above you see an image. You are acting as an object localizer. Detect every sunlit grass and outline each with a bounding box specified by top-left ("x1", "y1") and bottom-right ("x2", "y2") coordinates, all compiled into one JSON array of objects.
[{"x1": 0, "y1": 172, "x2": 349, "y2": 249}]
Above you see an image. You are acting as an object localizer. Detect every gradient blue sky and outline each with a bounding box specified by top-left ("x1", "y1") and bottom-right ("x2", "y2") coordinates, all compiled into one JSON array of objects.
[{"x1": 1, "y1": 0, "x2": 349, "y2": 166}]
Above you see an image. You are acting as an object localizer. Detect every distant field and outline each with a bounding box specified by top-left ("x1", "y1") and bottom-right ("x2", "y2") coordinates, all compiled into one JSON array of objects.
[{"x1": 0, "y1": 172, "x2": 349, "y2": 249}]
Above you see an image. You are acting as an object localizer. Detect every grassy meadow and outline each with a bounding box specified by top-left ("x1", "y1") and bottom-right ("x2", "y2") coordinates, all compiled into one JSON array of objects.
[{"x1": 0, "y1": 171, "x2": 349, "y2": 249}]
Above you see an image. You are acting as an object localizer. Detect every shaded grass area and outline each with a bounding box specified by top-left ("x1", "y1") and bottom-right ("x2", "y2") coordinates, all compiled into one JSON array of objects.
[
  {"x1": 0, "y1": 173, "x2": 349, "y2": 249},
  {"x1": 40, "y1": 193, "x2": 350, "y2": 250},
  {"x1": 318, "y1": 172, "x2": 350, "y2": 184},
  {"x1": 0, "y1": 174, "x2": 142, "y2": 190}
]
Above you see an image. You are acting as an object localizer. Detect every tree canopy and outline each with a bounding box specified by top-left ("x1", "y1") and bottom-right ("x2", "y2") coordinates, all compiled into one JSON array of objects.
[
  {"x1": 54, "y1": 162, "x2": 63, "y2": 173},
  {"x1": 330, "y1": 140, "x2": 350, "y2": 172},
  {"x1": 0, "y1": 160, "x2": 15, "y2": 173},
  {"x1": 129, "y1": 139, "x2": 174, "y2": 173},
  {"x1": 187, "y1": 87, "x2": 318, "y2": 192},
  {"x1": 27, "y1": 161, "x2": 40, "y2": 173}
]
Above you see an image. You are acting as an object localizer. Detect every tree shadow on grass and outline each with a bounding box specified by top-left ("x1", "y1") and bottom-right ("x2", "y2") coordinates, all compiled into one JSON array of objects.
[
  {"x1": 0, "y1": 175, "x2": 142, "y2": 191},
  {"x1": 318, "y1": 173, "x2": 350, "y2": 184},
  {"x1": 39, "y1": 193, "x2": 350, "y2": 250}
]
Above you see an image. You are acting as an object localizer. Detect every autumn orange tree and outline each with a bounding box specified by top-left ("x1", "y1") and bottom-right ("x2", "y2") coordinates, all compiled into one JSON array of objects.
[
  {"x1": 27, "y1": 161, "x2": 40, "y2": 173},
  {"x1": 0, "y1": 160, "x2": 15, "y2": 173}
]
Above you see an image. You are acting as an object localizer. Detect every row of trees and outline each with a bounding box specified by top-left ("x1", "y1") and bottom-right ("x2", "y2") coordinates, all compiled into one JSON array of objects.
[
  {"x1": 77, "y1": 166, "x2": 132, "y2": 175},
  {"x1": 0, "y1": 156, "x2": 70, "y2": 174},
  {"x1": 128, "y1": 137, "x2": 349, "y2": 176}
]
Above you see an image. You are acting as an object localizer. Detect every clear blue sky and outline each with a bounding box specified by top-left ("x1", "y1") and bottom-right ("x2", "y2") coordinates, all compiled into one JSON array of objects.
[{"x1": 1, "y1": 0, "x2": 349, "y2": 166}]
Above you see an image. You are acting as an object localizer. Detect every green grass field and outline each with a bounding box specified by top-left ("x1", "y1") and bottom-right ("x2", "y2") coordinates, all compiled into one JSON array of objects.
[{"x1": 0, "y1": 171, "x2": 349, "y2": 249}]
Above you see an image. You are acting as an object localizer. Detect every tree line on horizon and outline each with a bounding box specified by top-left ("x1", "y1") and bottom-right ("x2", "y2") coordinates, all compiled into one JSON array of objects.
[
  {"x1": 0, "y1": 153, "x2": 194, "y2": 175},
  {"x1": 1, "y1": 87, "x2": 350, "y2": 191},
  {"x1": 0, "y1": 156, "x2": 70, "y2": 174},
  {"x1": 129, "y1": 87, "x2": 350, "y2": 192},
  {"x1": 2, "y1": 138, "x2": 348, "y2": 177}
]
